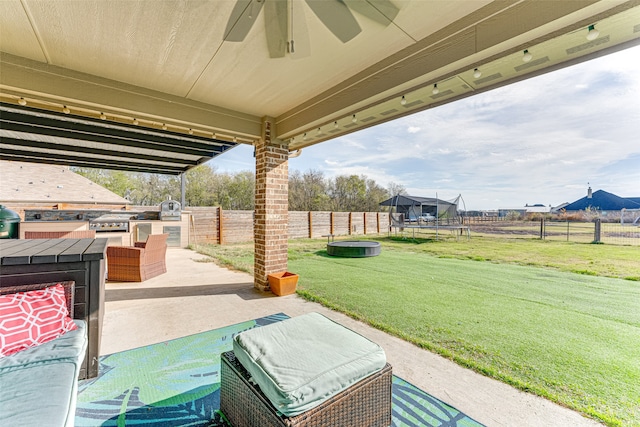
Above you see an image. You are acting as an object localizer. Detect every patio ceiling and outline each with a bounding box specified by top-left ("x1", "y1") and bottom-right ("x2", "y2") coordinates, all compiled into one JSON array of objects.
[{"x1": 1, "y1": 0, "x2": 639, "y2": 174}]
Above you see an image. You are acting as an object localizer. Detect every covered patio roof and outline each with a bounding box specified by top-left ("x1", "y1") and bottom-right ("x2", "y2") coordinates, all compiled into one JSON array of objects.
[
  {"x1": 1, "y1": 1, "x2": 639, "y2": 173},
  {"x1": 0, "y1": 103, "x2": 236, "y2": 174}
]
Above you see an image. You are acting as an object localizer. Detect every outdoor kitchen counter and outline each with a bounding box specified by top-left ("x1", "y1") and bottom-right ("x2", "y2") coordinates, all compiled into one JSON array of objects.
[
  {"x1": 18, "y1": 220, "x2": 90, "y2": 239},
  {"x1": 0, "y1": 238, "x2": 107, "y2": 379}
]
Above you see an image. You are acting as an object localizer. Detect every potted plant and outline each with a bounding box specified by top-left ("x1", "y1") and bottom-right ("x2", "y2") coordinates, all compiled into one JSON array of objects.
[{"x1": 267, "y1": 271, "x2": 299, "y2": 296}]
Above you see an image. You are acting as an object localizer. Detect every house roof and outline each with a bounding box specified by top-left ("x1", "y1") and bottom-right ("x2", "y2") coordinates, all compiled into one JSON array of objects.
[
  {"x1": 0, "y1": 160, "x2": 129, "y2": 205},
  {"x1": 551, "y1": 202, "x2": 570, "y2": 213},
  {"x1": 563, "y1": 189, "x2": 640, "y2": 211},
  {"x1": 379, "y1": 195, "x2": 455, "y2": 207},
  {"x1": 626, "y1": 198, "x2": 640, "y2": 206}
]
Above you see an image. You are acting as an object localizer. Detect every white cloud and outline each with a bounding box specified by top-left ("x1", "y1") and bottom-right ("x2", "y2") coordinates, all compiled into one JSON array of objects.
[{"x1": 212, "y1": 45, "x2": 640, "y2": 210}]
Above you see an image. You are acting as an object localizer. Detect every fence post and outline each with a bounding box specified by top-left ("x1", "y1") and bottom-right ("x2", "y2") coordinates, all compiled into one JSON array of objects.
[
  {"x1": 218, "y1": 207, "x2": 224, "y2": 245},
  {"x1": 363, "y1": 212, "x2": 367, "y2": 235},
  {"x1": 540, "y1": 218, "x2": 545, "y2": 239},
  {"x1": 594, "y1": 219, "x2": 601, "y2": 243},
  {"x1": 308, "y1": 211, "x2": 313, "y2": 238},
  {"x1": 330, "y1": 212, "x2": 335, "y2": 235},
  {"x1": 349, "y1": 212, "x2": 353, "y2": 235}
]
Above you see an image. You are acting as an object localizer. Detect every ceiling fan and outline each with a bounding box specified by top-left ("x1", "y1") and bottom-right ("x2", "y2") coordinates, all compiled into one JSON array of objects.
[{"x1": 224, "y1": 0, "x2": 400, "y2": 58}]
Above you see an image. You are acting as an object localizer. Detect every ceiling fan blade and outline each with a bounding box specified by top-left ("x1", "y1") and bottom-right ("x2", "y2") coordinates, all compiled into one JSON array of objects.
[
  {"x1": 224, "y1": 0, "x2": 265, "y2": 42},
  {"x1": 344, "y1": 0, "x2": 399, "y2": 26},
  {"x1": 264, "y1": 0, "x2": 288, "y2": 58},
  {"x1": 305, "y1": 0, "x2": 361, "y2": 43}
]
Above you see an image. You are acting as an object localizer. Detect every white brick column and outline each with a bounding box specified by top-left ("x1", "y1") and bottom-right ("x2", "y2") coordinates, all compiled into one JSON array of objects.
[{"x1": 254, "y1": 117, "x2": 289, "y2": 291}]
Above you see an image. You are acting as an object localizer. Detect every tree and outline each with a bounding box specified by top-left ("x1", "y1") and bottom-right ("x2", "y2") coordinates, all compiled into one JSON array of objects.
[
  {"x1": 184, "y1": 165, "x2": 217, "y2": 207},
  {"x1": 134, "y1": 173, "x2": 179, "y2": 205},
  {"x1": 205, "y1": 171, "x2": 255, "y2": 210},
  {"x1": 226, "y1": 171, "x2": 255, "y2": 210},
  {"x1": 330, "y1": 175, "x2": 367, "y2": 212},
  {"x1": 74, "y1": 166, "x2": 398, "y2": 212},
  {"x1": 364, "y1": 178, "x2": 388, "y2": 212},
  {"x1": 74, "y1": 168, "x2": 139, "y2": 203},
  {"x1": 105, "y1": 171, "x2": 137, "y2": 199},
  {"x1": 387, "y1": 182, "x2": 408, "y2": 197},
  {"x1": 289, "y1": 170, "x2": 330, "y2": 211}
]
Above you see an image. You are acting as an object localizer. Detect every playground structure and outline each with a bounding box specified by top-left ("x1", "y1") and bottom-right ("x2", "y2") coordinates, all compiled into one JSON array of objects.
[
  {"x1": 621, "y1": 208, "x2": 640, "y2": 226},
  {"x1": 380, "y1": 194, "x2": 470, "y2": 240}
]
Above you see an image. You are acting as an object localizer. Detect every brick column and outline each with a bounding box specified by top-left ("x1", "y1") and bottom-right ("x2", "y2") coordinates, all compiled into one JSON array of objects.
[{"x1": 254, "y1": 117, "x2": 289, "y2": 291}]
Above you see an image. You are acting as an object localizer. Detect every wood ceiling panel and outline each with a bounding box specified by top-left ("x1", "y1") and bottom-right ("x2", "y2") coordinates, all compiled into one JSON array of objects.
[
  {"x1": 21, "y1": 0, "x2": 232, "y2": 97},
  {"x1": 0, "y1": 0, "x2": 47, "y2": 62},
  {"x1": 475, "y1": 1, "x2": 600, "y2": 51},
  {"x1": 392, "y1": 0, "x2": 491, "y2": 42},
  {"x1": 190, "y1": 23, "x2": 416, "y2": 117}
]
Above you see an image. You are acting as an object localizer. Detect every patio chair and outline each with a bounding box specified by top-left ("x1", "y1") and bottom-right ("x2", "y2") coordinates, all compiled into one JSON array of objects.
[{"x1": 106, "y1": 234, "x2": 168, "y2": 282}]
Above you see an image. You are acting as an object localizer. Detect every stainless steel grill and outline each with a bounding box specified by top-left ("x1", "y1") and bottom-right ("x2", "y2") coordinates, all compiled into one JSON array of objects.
[{"x1": 89, "y1": 213, "x2": 135, "y2": 232}]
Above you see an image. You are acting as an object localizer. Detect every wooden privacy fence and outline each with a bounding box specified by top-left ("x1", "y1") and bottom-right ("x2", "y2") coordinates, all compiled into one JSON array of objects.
[{"x1": 187, "y1": 208, "x2": 390, "y2": 245}]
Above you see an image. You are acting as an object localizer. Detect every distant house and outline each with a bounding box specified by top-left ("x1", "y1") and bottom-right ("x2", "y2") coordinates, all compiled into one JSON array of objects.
[
  {"x1": 498, "y1": 204, "x2": 551, "y2": 218},
  {"x1": 550, "y1": 202, "x2": 569, "y2": 214},
  {"x1": 0, "y1": 160, "x2": 129, "y2": 217},
  {"x1": 563, "y1": 187, "x2": 640, "y2": 213}
]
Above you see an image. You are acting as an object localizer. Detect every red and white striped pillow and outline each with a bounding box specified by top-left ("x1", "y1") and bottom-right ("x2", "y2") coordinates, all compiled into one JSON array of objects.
[{"x1": 0, "y1": 283, "x2": 77, "y2": 357}]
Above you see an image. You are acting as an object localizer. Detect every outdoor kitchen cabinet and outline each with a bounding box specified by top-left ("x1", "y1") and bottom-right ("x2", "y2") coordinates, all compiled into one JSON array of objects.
[{"x1": 0, "y1": 238, "x2": 107, "y2": 379}]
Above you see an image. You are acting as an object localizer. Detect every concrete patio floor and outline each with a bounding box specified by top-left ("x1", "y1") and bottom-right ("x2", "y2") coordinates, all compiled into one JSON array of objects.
[{"x1": 101, "y1": 247, "x2": 602, "y2": 427}]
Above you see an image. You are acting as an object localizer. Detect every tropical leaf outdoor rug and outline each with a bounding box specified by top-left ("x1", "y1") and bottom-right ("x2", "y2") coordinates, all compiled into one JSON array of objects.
[{"x1": 76, "y1": 313, "x2": 483, "y2": 427}]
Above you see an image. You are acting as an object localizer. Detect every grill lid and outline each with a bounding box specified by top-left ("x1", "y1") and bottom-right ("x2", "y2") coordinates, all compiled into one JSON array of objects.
[
  {"x1": 91, "y1": 213, "x2": 136, "y2": 222},
  {"x1": 0, "y1": 205, "x2": 20, "y2": 222}
]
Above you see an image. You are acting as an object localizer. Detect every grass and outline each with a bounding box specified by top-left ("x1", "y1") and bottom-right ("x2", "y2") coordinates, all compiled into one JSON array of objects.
[
  {"x1": 194, "y1": 236, "x2": 640, "y2": 426},
  {"x1": 381, "y1": 235, "x2": 640, "y2": 280},
  {"x1": 453, "y1": 220, "x2": 640, "y2": 246}
]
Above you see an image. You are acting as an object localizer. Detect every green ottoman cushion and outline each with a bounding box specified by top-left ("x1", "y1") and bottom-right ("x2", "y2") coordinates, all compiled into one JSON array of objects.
[{"x1": 232, "y1": 312, "x2": 386, "y2": 416}]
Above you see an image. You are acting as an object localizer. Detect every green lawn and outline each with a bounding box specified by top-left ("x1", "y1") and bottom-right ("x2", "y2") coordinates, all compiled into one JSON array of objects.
[
  {"x1": 383, "y1": 235, "x2": 640, "y2": 280},
  {"x1": 194, "y1": 237, "x2": 640, "y2": 426}
]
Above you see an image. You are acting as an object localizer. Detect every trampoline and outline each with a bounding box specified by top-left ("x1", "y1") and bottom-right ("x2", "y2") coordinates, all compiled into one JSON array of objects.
[{"x1": 327, "y1": 241, "x2": 381, "y2": 257}]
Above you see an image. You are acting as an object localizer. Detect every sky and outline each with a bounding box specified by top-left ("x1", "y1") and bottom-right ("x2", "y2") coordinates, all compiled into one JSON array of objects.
[{"x1": 211, "y1": 45, "x2": 640, "y2": 211}]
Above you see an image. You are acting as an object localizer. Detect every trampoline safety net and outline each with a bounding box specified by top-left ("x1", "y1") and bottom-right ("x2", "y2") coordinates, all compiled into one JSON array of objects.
[{"x1": 382, "y1": 194, "x2": 462, "y2": 226}]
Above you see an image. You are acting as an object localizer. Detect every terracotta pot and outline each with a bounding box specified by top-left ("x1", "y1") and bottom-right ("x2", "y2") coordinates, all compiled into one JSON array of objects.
[{"x1": 267, "y1": 272, "x2": 299, "y2": 296}]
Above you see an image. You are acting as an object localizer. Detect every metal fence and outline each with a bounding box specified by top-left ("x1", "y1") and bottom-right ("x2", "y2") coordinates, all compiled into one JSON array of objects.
[
  {"x1": 598, "y1": 221, "x2": 640, "y2": 246},
  {"x1": 467, "y1": 219, "x2": 640, "y2": 246},
  {"x1": 542, "y1": 220, "x2": 594, "y2": 243}
]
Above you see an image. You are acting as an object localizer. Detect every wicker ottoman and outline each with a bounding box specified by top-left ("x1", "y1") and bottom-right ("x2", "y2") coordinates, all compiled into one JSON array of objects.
[{"x1": 220, "y1": 351, "x2": 392, "y2": 427}]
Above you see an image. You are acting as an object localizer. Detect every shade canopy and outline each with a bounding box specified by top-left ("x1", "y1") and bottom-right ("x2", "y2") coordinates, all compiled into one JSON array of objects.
[
  {"x1": 1, "y1": 1, "x2": 639, "y2": 173},
  {"x1": 0, "y1": 103, "x2": 236, "y2": 175}
]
